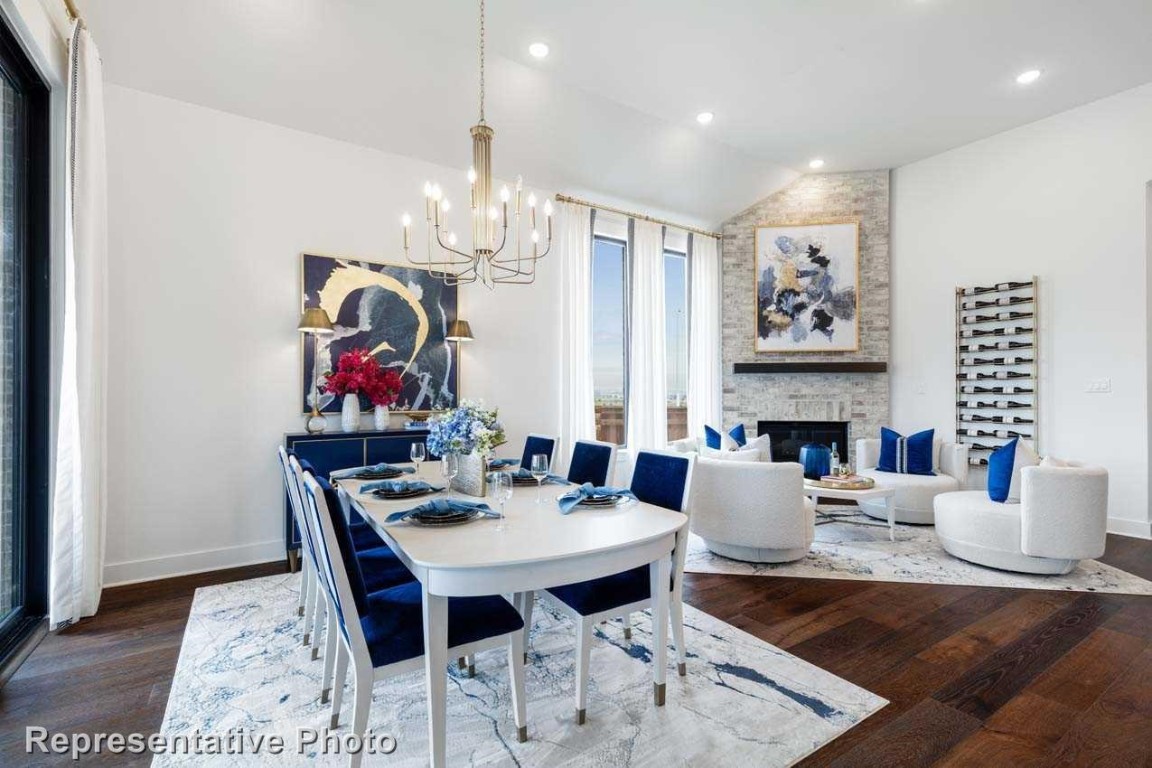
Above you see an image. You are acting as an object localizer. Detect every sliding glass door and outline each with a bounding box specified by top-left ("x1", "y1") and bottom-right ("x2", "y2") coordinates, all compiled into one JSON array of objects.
[{"x1": 0, "y1": 13, "x2": 50, "y2": 677}]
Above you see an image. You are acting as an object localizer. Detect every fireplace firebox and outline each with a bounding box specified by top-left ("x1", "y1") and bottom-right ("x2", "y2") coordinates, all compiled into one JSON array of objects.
[{"x1": 757, "y1": 420, "x2": 850, "y2": 463}]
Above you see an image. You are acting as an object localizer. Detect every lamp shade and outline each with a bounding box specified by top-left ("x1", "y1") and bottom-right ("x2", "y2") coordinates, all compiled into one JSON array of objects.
[
  {"x1": 297, "y1": 307, "x2": 334, "y2": 334},
  {"x1": 445, "y1": 319, "x2": 474, "y2": 342}
]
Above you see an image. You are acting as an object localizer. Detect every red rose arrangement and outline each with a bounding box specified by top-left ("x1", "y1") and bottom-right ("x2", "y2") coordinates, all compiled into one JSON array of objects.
[{"x1": 321, "y1": 348, "x2": 403, "y2": 408}]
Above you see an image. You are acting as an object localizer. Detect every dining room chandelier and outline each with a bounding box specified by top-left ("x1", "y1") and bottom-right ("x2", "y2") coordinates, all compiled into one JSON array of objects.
[{"x1": 401, "y1": 0, "x2": 553, "y2": 288}]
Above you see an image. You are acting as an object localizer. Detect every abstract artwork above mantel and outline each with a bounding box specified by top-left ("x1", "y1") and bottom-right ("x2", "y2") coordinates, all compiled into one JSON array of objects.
[
  {"x1": 754, "y1": 220, "x2": 860, "y2": 353},
  {"x1": 300, "y1": 253, "x2": 459, "y2": 415}
]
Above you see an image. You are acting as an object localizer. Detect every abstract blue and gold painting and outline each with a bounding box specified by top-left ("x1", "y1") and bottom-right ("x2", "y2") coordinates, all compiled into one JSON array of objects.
[
  {"x1": 301, "y1": 253, "x2": 459, "y2": 414},
  {"x1": 754, "y1": 221, "x2": 859, "y2": 353}
]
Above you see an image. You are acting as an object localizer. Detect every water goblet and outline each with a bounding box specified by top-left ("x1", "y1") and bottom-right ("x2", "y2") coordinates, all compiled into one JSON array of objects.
[
  {"x1": 489, "y1": 471, "x2": 513, "y2": 531},
  {"x1": 530, "y1": 454, "x2": 550, "y2": 504},
  {"x1": 410, "y1": 442, "x2": 427, "y2": 479},
  {"x1": 440, "y1": 453, "x2": 460, "y2": 500}
]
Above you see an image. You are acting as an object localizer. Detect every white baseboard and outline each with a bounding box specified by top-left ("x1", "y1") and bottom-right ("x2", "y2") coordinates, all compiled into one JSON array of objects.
[
  {"x1": 103, "y1": 539, "x2": 286, "y2": 587},
  {"x1": 1107, "y1": 517, "x2": 1152, "y2": 540}
]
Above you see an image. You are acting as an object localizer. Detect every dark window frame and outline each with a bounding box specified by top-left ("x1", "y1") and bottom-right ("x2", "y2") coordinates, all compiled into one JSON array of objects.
[{"x1": 0, "y1": 13, "x2": 52, "y2": 683}]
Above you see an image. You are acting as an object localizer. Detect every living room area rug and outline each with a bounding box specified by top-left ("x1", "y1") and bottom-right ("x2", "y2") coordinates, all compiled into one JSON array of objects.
[
  {"x1": 155, "y1": 573, "x2": 885, "y2": 767},
  {"x1": 685, "y1": 511, "x2": 1152, "y2": 595}
]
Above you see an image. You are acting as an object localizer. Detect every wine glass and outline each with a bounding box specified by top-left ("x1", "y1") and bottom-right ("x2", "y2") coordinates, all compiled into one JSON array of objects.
[
  {"x1": 410, "y1": 442, "x2": 427, "y2": 479},
  {"x1": 440, "y1": 453, "x2": 460, "y2": 500},
  {"x1": 489, "y1": 471, "x2": 513, "y2": 531},
  {"x1": 530, "y1": 453, "x2": 549, "y2": 504}
]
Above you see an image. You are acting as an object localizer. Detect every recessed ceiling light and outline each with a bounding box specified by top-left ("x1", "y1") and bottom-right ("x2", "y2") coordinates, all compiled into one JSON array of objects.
[
  {"x1": 528, "y1": 42, "x2": 550, "y2": 59},
  {"x1": 1016, "y1": 69, "x2": 1042, "y2": 85},
  {"x1": 808, "y1": 158, "x2": 825, "y2": 169},
  {"x1": 696, "y1": 111, "x2": 714, "y2": 125}
]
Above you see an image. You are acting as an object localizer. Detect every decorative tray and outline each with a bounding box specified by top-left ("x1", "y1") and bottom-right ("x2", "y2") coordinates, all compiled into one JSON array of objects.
[{"x1": 806, "y1": 476, "x2": 876, "y2": 490}]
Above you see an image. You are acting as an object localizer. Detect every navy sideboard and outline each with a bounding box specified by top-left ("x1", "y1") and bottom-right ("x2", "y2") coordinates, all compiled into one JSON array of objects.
[{"x1": 283, "y1": 428, "x2": 429, "y2": 569}]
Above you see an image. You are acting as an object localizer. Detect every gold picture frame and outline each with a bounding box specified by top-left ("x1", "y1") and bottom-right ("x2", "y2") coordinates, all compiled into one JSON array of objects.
[
  {"x1": 299, "y1": 251, "x2": 462, "y2": 418},
  {"x1": 753, "y1": 219, "x2": 861, "y2": 354}
]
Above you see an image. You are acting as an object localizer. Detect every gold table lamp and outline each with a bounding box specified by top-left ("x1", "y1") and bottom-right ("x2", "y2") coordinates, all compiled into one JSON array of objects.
[{"x1": 298, "y1": 308, "x2": 335, "y2": 434}]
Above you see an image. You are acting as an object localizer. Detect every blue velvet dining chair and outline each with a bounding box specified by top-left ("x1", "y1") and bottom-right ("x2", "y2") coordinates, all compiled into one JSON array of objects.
[
  {"x1": 289, "y1": 457, "x2": 415, "y2": 703},
  {"x1": 566, "y1": 439, "x2": 617, "y2": 487},
  {"x1": 519, "y1": 433, "x2": 557, "y2": 470},
  {"x1": 301, "y1": 475, "x2": 529, "y2": 766},
  {"x1": 297, "y1": 458, "x2": 387, "y2": 551},
  {"x1": 533, "y1": 450, "x2": 695, "y2": 724}
]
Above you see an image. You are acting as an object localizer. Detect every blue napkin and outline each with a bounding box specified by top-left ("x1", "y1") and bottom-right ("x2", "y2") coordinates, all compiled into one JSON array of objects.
[
  {"x1": 361, "y1": 479, "x2": 443, "y2": 494},
  {"x1": 558, "y1": 483, "x2": 637, "y2": 515},
  {"x1": 487, "y1": 457, "x2": 520, "y2": 469},
  {"x1": 512, "y1": 467, "x2": 569, "y2": 485},
  {"x1": 330, "y1": 463, "x2": 416, "y2": 480},
  {"x1": 385, "y1": 498, "x2": 497, "y2": 524}
]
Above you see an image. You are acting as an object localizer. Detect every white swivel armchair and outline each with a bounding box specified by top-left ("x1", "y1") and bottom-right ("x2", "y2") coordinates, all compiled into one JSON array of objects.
[
  {"x1": 855, "y1": 438, "x2": 969, "y2": 525},
  {"x1": 688, "y1": 457, "x2": 815, "y2": 563},
  {"x1": 934, "y1": 462, "x2": 1108, "y2": 575}
]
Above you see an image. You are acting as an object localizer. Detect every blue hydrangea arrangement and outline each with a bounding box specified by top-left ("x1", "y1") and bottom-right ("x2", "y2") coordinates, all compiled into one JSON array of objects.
[{"x1": 425, "y1": 400, "x2": 506, "y2": 456}]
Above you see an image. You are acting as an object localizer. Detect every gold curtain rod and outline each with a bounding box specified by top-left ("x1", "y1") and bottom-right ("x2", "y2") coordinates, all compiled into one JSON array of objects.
[
  {"x1": 63, "y1": 0, "x2": 85, "y2": 27},
  {"x1": 554, "y1": 193, "x2": 722, "y2": 240}
]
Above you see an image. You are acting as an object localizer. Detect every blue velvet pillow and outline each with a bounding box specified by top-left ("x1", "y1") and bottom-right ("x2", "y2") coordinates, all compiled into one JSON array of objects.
[
  {"x1": 704, "y1": 425, "x2": 723, "y2": 450},
  {"x1": 704, "y1": 424, "x2": 746, "y2": 449},
  {"x1": 876, "y1": 427, "x2": 936, "y2": 476},
  {"x1": 987, "y1": 438, "x2": 1018, "y2": 503}
]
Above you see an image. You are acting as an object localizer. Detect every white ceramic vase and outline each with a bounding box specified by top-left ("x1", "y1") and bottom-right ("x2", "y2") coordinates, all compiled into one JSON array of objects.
[
  {"x1": 373, "y1": 404, "x2": 389, "y2": 431},
  {"x1": 341, "y1": 393, "x2": 361, "y2": 433}
]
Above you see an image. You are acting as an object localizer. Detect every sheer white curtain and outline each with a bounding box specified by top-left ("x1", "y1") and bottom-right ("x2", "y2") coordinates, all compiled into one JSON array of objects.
[
  {"x1": 51, "y1": 22, "x2": 108, "y2": 628},
  {"x1": 556, "y1": 202, "x2": 596, "y2": 470},
  {"x1": 626, "y1": 220, "x2": 667, "y2": 450},
  {"x1": 687, "y1": 234, "x2": 722, "y2": 437}
]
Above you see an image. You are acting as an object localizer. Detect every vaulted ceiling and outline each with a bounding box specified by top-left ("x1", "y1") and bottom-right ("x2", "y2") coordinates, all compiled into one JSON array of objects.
[{"x1": 79, "y1": 0, "x2": 1152, "y2": 225}]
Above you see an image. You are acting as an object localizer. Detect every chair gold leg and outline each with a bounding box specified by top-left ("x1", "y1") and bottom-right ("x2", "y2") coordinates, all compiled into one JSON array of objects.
[
  {"x1": 329, "y1": 712, "x2": 339, "y2": 729},
  {"x1": 457, "y1": 657, "x2": 467, "y2": 669},
  {"x1": 302, "y1": 633, "x2": 311, "y2": 647},
  {"x1": 624, "y1": 627, "x2": 632, "y2": 640},
  {"x1": 311, "y1": 646, "x2": 320, "y2": 661},
  {"x1": 654, "y1": 682, "x2": 666, "y2": 706},
  {"x1": 576, "y1": 708, "x2": 586, "y2": 725},
  {"x1": 320, "y1": 688, "x2": 330, "y2": 704},
  {"x1": 297, "y1": 605, "x2": 305, "y2": 617},
  {"x1": 467, "y1": 663, "x2": 475, "y2": 678},
  {"x1": 678, "y1": 662, "x2": 687, "y2": 677},
  {"x1": 517, "y1": 725, "x2": 528, "y2": 743}
]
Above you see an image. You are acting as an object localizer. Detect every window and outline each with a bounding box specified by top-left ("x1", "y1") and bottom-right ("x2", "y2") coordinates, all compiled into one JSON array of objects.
[
  {"x1": 0, "y1": 17, "x2": 50, "y2": 677},
  {"x1": 664, "y1": 249, "x2": 688, "y2": 441},
  {"x1": 591, "y1": 236, "x2": 627, "y2": 445}
]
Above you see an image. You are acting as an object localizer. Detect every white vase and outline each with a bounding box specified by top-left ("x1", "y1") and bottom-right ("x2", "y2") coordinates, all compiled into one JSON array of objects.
[
  {"x1": 373, "y1": 404, "x2": 389, "y2": 431},
  {"x1": 341, "y1": 394, "x2": 361, "y2": 433}
]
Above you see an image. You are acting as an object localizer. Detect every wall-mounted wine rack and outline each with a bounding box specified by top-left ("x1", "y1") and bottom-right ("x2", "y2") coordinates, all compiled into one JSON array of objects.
[{"x1": 955, "y1": 277, "x2": 1039, "y2": 467}]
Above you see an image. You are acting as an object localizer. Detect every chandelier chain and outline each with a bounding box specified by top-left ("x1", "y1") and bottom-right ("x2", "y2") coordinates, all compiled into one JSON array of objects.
[{"x1": 478, "y1": 0, "x2": 486, "y2": 123}]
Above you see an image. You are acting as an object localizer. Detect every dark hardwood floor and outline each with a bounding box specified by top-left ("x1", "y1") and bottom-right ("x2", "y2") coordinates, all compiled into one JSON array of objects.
[{"x1": 1, "y1": 536, "x2": 1148, "y2": 766}]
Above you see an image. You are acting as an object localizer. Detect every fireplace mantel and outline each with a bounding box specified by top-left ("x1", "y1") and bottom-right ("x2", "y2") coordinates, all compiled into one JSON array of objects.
[{"x1": 733, "y1": 362, "x2": 888, "y2": 374}]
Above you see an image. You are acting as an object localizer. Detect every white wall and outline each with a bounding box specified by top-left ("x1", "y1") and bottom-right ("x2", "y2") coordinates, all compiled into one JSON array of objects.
[
  {"x1": 103, "y1": 85, "x2": 570, "y2": 583},
  {"x1": 891, "y1": 81, "x2": 1152, "y2": 539}
]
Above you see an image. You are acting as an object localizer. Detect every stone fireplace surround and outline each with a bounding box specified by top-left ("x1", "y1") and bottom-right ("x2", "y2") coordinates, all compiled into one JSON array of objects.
[{"x1": 719, "y1": 171, "x2": 891, "y2": 466}]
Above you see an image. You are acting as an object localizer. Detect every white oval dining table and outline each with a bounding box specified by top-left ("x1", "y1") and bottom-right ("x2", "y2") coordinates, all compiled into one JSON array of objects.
[{"x1": 337, "y1": 472, "x2": 687, "y2": 768}]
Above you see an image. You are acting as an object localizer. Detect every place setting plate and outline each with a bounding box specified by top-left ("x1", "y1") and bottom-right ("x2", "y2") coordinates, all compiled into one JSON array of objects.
[
  {"x1": 350, "y1": 468, "x2": 405, "y2": 481},
  {"x1": 371, "y1": 487, "x2": 436, "y2": 501},
  {"x1": 407, "y1": 509, "x2": 482, "y2": 527},
  {"x1": 561, "y1": 493, "x2": 627, "y2": 508}
]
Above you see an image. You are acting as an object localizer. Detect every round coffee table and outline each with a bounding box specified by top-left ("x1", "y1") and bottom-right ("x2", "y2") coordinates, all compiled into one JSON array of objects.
[{"x1": 803, "y1": 481, "x2": 897, "y2": 541}]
